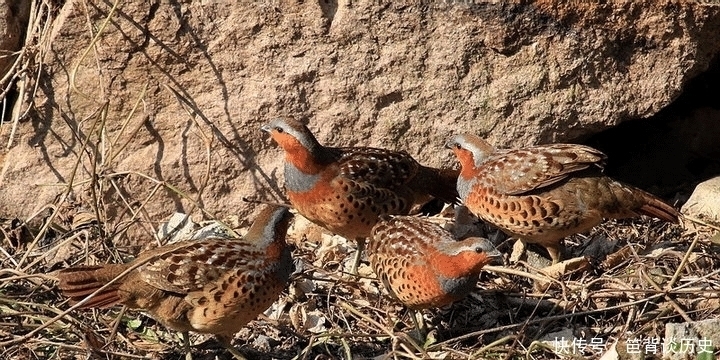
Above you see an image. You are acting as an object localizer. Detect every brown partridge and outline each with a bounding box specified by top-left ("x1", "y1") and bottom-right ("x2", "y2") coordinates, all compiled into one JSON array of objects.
[
  {"x1": 368, "y1": 215, "x2": 500, "y2": 310},
  {"x1": 262, "y1": 117, "x2": 459, "y2": 272},
  {"x1": 446, "y1": 134, "x2": 681, "y2": 263},
  {"x1": 56, "y1": 205, "x2": 294, "y2": 358}
]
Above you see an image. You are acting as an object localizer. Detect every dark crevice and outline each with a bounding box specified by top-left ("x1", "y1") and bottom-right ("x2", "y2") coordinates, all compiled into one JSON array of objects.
[
  {"x1": 1, "y1": 87, "x2": 18, "y2": 123},
  {"x1": 318, "y1": 0, "x2": 338, "y2": 24},
  {"x1": 1, "y1": 0, "x2": 32, "y2": 122},
  {"x1": 375, "y1": 91, "x2": 403, "y2": 111}
]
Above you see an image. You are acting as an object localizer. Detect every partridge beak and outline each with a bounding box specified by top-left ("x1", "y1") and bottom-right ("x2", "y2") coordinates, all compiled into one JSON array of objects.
[
  {"x1": 487, "y1": 248, "x2": 503, "y2": 259},
  {"x1": 260, "y1": 123, "x2": 271, "y2": 132},
  {"x1": 444, "y1": 140, "x2": 455, "y2": 149},
  {"x1": 472, "y1": 237, "x2": 503, "y2": 264},
  {"x1": 486, "y1": 248, "x2": 504, "y2": 265}
]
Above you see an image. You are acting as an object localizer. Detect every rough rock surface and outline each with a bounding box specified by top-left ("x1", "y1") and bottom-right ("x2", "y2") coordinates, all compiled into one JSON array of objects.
[{"x1": 1, "y1": 1, "x2": 719, "y2": 243}]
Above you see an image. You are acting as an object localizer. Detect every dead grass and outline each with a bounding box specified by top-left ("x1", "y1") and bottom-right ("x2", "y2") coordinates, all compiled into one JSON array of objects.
[{"x1": 1, "y1": 195, "x2": 719, "y2": 359}]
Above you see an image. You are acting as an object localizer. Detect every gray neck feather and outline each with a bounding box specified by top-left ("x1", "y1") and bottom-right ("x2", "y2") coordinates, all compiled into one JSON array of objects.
[
  {"x1": 456, "y1": 176, "x2": 474, "y2": 202},
  {"x1": 438, "y1": 275, "x2": 474, "y2": 298},
  {"x1": 284, "y1": 162, "x2": 321, "y2": 193}
]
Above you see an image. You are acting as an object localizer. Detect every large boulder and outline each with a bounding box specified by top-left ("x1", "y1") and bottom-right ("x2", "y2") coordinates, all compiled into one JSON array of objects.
[{"x1": 1, "y1": 0, "x2": 719, "y2": 241}]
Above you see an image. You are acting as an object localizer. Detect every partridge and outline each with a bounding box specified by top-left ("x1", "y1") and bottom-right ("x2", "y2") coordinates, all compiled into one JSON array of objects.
[
  {"x1": 262, "y1": 117, "x2": 459, "y2": 272},
  {"x1": 446, "y1": 134, "x2": 681, "y2": 264},
  {"x1": 368, "y1": 215, "x2": 500, "y2": 310},
  {"x1": 56, "y1": 205, "x2": 294, "y2": 358}
]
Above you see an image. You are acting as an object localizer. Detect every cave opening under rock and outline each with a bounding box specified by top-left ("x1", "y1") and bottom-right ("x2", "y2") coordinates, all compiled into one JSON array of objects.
[{"x1": 584, "y1": 56, "x2": 720, "y2": 202}]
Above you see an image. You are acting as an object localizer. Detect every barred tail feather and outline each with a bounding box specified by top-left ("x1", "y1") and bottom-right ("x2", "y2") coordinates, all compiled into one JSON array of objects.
[
  {"x1": 56, "y1": 264, "x2": 127, "y2": 309},
  {"x1": 639, "y1": 194, "x2": 681, "y2": 224}
]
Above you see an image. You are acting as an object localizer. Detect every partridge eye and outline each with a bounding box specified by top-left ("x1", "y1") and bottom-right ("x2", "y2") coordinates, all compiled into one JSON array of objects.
[
  {"x1": 274, "y1": 126, "x2": 284, "y2": 133},
  {"x1": 475, "y1": 247, "x2": 484, "y2": 253},
  {"x1": 455, "y1": 144, "x2": 462, "y2": 150}
]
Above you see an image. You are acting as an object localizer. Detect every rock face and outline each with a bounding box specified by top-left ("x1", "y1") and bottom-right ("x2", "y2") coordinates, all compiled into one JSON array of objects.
[{"x1": 0, "y1": 1, "x2": 719, "y2": 239}]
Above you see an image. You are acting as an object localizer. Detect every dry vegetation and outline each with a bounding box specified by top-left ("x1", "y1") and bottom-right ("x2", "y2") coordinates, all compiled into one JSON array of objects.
[
  {"x1": 2, "y1": 2, "x2": 720, "y2": 360},
  {"x1": 1, "y1": 179, "x2": 719, "y2": 360}
]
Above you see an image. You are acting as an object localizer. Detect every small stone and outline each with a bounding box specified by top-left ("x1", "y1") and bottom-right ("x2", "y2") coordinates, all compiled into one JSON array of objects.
[
  {"x1": 664, "y1": 319, "x2": 720, "y2": 360},
  {"x1": 251, "y1": 334, "x2": 275, "y2": 352},
  {"x1": 681, "y1": 176, "x2": 720, "y2": 223},
  {"x1": 157, "y1": 213, "x2": 195, "y2": 244}
]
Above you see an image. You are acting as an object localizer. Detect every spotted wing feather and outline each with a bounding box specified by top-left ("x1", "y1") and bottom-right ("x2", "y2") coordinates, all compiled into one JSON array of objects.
[
  {"x1": 185, "y1": 264, "x2": 267, "y2": 308},
  {"x1": 336, "y1": 147, "x2": 419, "y2": 190},
  {"x1": 138, "y1": 238, "x2": 263, "y2": 295},
  {"x1": 370, "y1": 219, "x2": 426, "y2": 302},
  {"x1": 482, "y1": 144, "x2": 607, "y2": 196}
]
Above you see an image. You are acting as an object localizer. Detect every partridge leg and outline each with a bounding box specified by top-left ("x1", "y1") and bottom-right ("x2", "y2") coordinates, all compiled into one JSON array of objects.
[
  {"x1": 350, "y1": 237, "x2": 366, "y2": 275},
  {"x1": 512, "y1": 239, "x2": 562, "y2": 265},
  {"x1": 182, "y1": 331, "x2": 192, "y2": 360},
  {"x1": 409, "y1": 310, "x2": 427, "y2": 340},
  {"x1": 217, "y1": 335, "x2": 248, "y2": 360},
  {"x1": 544, "y1": 242, "x2": 562, "y2": 265}
]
